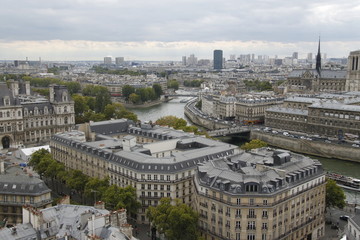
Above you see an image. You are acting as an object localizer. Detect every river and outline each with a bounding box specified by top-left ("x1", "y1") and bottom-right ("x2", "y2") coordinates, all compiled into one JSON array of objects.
[{"x1": 129, "y1": 99, "x2": 360, "y2": 204}]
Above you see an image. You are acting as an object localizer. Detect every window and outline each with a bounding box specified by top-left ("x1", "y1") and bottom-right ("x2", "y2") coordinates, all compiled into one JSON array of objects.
[
  {"x1": 262, "y1": 210, "x2": 268, "y2": 218},
  {"x1": 262, "y1": 223, "x2": 267, "y2": 230},
  {"x1": 236, "y1": 209, "x2": 241, "y2": 217},
  {"x1": 247, "y1": 221, "x2": 255, "y2": 230},
  {"x1": 236, "y1": 198, "x2": 241, "y2": 205},
  {"x1": 147, "y1": 174, "x2": 152, "y2": 180},
  {"x1": 236, "y1": 221, "x2": 241, "y2": 229},
  {"x1": 262, "y1": 234, "x2": 267, "y2": 240},
  {"x1": 247, "y1": 234, "x2": 255, "y2": 240},
  {"x1": 249, "y1": 198, "x2": 254, "y2": 205}
]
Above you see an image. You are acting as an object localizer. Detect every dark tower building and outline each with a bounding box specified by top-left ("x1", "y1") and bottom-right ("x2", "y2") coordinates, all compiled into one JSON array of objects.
[
  {"x1": 213, "y1": 50, "x2": 223, "y2": 70},
  {"x1": 316, "y1": 38, "x2": 321, "y2": 76}
]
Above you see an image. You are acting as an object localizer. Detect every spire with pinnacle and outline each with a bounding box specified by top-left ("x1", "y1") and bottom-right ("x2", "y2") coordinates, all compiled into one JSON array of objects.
[{"x1": 316, "y1": 37, "x2": 321, "y2": 76}]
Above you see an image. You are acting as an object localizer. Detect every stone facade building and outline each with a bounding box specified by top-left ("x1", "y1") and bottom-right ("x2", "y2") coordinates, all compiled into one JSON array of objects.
[
  {"x1": 265, "y1": 93, "x2": 360, "y2": 138},
  {"x1": 50, "y1": 119, "x2": 239, "y2": 223},
  {"x1": 286, "y1": 69, "x2": 347, "y2": 93},
  {"x1": 0, "y1": 80, "x2": 75, "y2": 149},
  {"x1": 201, "y1": 94, "x2": 284, "y2": 123},
  {"x1": 346, "y1": 50, "x2": 360, "y2": 92},
  {"x1": 194, "y1": 148, "x2": 326, "y2": 240},
  {"x1": 0, "y1": 163, "x2": 52, "y2": 226}
]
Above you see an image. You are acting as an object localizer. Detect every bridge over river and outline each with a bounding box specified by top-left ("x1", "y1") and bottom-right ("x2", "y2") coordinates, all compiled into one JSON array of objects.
[{"x1": 207, "y1": 126, "x2": 251, "y2": 137}]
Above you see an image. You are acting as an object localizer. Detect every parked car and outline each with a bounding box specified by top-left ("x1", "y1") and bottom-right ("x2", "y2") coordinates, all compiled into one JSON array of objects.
[{"x1": 339, "y1": 215, "x2": 349, "y2": 221}]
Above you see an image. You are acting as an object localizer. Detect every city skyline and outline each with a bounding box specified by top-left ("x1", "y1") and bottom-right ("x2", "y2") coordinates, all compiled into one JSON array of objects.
[{"x1": 0, "y1": 0, "x2": 359, "y2": 61}]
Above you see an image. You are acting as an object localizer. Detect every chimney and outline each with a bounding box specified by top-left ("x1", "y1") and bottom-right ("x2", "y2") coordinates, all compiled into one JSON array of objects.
[
  {"x1": 0, "y1": 161, "x2": 4, "y2": 174},
  {"x1": 49, "y1": 85, "x2": 55, "y2": 102},
  {"x1": 94, "y1": 201, "x2": 105, "y2": 210}
]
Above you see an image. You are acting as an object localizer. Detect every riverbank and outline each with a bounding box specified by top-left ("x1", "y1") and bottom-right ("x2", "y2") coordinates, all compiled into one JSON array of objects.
[
  {"x1": 122, "y1": 98, "x2": 173, "y2": 109},
  {"x1": 251, "y1": 131, "x2": 360, "y2": 163}
]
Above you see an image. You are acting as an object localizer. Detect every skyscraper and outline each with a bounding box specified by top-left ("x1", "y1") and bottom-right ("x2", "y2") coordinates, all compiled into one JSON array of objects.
[
  {"x1": 213, "y1": 50, "x2": 223, "y2": 70},
  {"x1": 104, "y1": 57, "x2": 112, "y2": 65},
  {"x1": 307, "y1": 53, "x2": 313, "y2": 62},
  {"x1": 292, "y1": 52, "x2": 298, "y2": 59},
  {"x1": 316, "y1": 38, "x2": 321, "y2": 76},
  {"x1": 115, "y1": 57, "x2": 124, "y2": 65}
]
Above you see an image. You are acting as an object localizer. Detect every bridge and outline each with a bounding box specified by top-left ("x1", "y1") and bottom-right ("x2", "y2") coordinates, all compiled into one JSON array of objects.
[
  {"x1": 165, "y1": 94, "x2": 198, "y2": 97},
  {"x1": 208, "y1": 126, "x2": 251, "y2": 137}
]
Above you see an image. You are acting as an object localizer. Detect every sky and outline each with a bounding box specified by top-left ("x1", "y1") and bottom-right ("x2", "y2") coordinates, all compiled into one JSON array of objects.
[{"x1": 0, "y1": 0, "x2": 359, "y2": 61}]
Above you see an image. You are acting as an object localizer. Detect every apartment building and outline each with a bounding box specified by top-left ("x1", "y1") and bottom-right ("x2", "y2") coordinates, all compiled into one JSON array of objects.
[
  {"x1": 193, "y1": 148, "x2": 326, "y2": 240},
  {"x1": 50, "y1": 119, "x2": 240, "y2": 223},
  {"x1": 265, "y1": 93, "x2": 360, "y2": 137},
  {"x1": 0, "y1": 163, "x2": 52, "y2": 226}
]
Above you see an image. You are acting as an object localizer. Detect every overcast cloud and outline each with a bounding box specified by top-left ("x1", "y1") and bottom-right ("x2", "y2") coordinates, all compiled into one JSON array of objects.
[{"x1": 0, "y1": 0, "x2": 359, "y2": 61}]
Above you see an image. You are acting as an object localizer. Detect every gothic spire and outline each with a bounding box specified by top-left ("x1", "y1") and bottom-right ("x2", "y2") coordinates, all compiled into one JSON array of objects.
[{"x1": 316, "y1": 37, "x2": 321, "y2": 76}]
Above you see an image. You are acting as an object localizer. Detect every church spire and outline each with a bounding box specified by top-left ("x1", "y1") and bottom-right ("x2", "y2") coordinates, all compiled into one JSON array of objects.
[{"x1": 316, "y1": 37, "x2": 321, "y2": 76}]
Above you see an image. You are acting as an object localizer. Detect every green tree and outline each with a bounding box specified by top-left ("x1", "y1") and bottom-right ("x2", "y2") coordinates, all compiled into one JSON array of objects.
[
  {"x1": 29, "y1": 148, "x2": 51, "y2": 167},
  {"x1": 155, "y1": 116, "x2": 187, "y2": 129},
  {"x1": 129, "y1": 93, "x2": 141, "y2": 104},
  {"x1": 146, "y1": 198, "x2": 199, "y2": 240},
  {"x1": 66, "y1": 170, "x2": 89, "y2": 193},
  {"x1": 122, "y1": 85, "x2": 136, "y2": 101},
  {"x1": 102, "y1": 185, "x2": 141, "y2": 216},
  {"x1": 73, "y1": 94, "x2": 90, "y2": 116},
  {"x1": 152, "y1": 83, "x2": 163, "y2": 98},
  {"x1": 241, "y1": 139, "x2": 268, "y2": 151},
  {"x1": 103, "y1": 103, "x2": 138, "y2": 121},
  {"x1": 84, "y1": 177, "x2": 110, "y2": 203},
  {"x1": 63, "y1": 82, "x2": 81, "y2": 95},
  {"x1": 195, "y1": 100, "x2": 202, "y2": 110},
  {"x1": 167, "y1": 80, "x2": 179, "y2": 90},
  {"x1": 326, "y1": 179, "x2": 346, "y2": 209}
]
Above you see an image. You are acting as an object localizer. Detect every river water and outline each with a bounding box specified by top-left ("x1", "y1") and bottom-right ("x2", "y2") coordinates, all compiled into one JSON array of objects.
[{"x1": 130, "y1": 99, "x2": 360, "y2": 204}]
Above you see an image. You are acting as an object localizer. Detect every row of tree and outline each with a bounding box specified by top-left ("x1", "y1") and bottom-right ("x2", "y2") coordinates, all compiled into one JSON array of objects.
[
  {"x1": 92, "y1": 66, "x2": 145, "y2": 76},
  {"x1": 183, "y1": 79, "x2": 203, "y2": 87},
  {"x1": 154, "y1": 116, "x2": 209, "y2": 137},
  {"x1": 243, "y1": 79, "x2": 273, "y2": 92},
  {"x1": 122, "y1": 84, "x2": 163, "y2": 103},
  {"x1": 29, "y1": 149, "x2": 141, "y2": 216}
]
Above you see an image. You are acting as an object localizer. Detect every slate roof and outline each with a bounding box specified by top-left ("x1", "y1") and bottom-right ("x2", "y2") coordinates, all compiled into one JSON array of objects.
[
  {"x1": 288, "y1": 69, "x2": 346, "y2": 79},
  {"x1": 0, "y1": 167, "x2": 51, "y2": 196},
  {"x1": 89, "y1": 119, "x2": 134, "y2": 135},
  {"x1": 310, "y1": 102, "x2": 360, "y2": 112},
  {"x1": 196, "y1": 148, "x2": 323, "y2": 195},
  {"x1": 0, "y1": 223, "x2": 37, "y2": 240},
  {"x1": 0, "y1": 82, "x2": 19, "y2": 107},
  {"x1": 266, "y1": 106, "x2": 308, "y2": 116}
]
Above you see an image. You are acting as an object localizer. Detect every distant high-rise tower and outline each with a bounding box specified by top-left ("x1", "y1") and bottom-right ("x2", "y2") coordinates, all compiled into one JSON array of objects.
[
  {"x1": 104, "y1": 57, "x2": 112, "y2": 65},
  {"x1": 182, "y1": 56, "x2": 187, "y2": 66},
  {"x1": 316, "y1": 38, "x2": 321, "y2": 76},
  {"x1": 292, "y1": 52, "x2": 298, "y2": 59},
  {"x1": 115, "y1": 57, "x2": 124, "y2": 65},
  {"x1": 213, "y1": 50, "x2": 223, "y2": 70},
  {"x1": 307, "y1": 53, "x2": 313, "y2": 62}
]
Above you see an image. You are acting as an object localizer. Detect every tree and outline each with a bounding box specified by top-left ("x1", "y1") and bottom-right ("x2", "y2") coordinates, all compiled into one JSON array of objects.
[
  {"x1": 63, "y1": 82, "x2": 81, "y2": 95},
  {"x1": 66, "y1": 170, "x2": 89, "y2": 193},
  {"x1": 122, "y1": 85, "x2": 136, "y2": 101},
  {"x1": 102, "y1": 185, "x2": 141, "y2": 216},
  {"x1": 326, "y1": 179, "x2": 346, "y2": 209},
  {"x1": 146, "y1": 198, "x2": 199, "y2": 240},
  {"x1": 155, "y1": 116, "x2": 187, "y2": 129},
  {"x1": 129, "y1": 93, "x2": 141, "y2": 104},
  {"x1": 84, "y1": 177, "x2": 110, "y2": 204},
  {"x1": 241, "y1": 139, "x2": 267, "y2": 151},
  {"x1": 153, "y1": 83, "x2": 163, "y2": 98},
  {"x1": 167, "y1": 80, "x2": 179, "y2": 90}
]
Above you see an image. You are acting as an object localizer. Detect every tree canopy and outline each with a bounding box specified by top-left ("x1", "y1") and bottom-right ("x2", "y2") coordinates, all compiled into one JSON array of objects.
[
  {"x1": 155, "y1": 116, "x2": 187, "y2": 129},
  {"x1": 146, "y1": 198, "x2": 200, "y2": 240},
  {"x1": 29, "y1": 149, "x2": 141, "y2": 215},
  {"x1": 167, "y1": 80, "x2": 179, "y2": 90},
  {"x1": 326, "y1": 179, "x2": 346, "y2": 209},
  {"x1": 243, "y1": 79, "x2": 273, "y2": 91},
  {"x1": 241, "y1": 139, "x2": 268, "y2": 151}
]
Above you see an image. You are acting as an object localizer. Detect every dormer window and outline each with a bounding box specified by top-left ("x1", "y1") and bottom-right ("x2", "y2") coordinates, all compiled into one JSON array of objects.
[
  {"x1": 3, "y1": 96, "x2": 10, "y2": 106},
  {"x1": 62, "y1": 93, "x2": 68, "y2": 102}
]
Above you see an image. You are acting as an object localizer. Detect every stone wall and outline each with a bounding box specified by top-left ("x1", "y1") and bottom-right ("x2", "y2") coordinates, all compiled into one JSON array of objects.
[
  {"x1": 184, "y1": 106, "x2": 229, "y2": 130},
  {"x1": 251, "y1": 131, "x2": 360, "y2": 163}
]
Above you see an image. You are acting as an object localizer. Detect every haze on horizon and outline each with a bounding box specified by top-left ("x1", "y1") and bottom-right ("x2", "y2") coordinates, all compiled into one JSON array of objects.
[{"x1": 1, "y1": 0, "x2": 359, "y2": 61}]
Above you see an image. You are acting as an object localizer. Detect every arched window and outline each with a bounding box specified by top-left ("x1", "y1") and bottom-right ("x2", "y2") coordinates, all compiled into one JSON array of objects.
[
  {"x1": 6, "y1": 111, "x2": 10, "y2": 117},
  {"x1": 34, "y1": 107, "x2": 39, "y2": 115},
  {"x1": 64, "y1": 117, "x2": 68, "y2": 124},
  {"x1": 18, "y1": 110, "x2": 21, "y2": 117},
  {"x1": 64, "y1": 106, "x2": 67, "y2": 113},
  {"x1": 44, "y1": 106, "x2": 48, "y2": 114}
]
